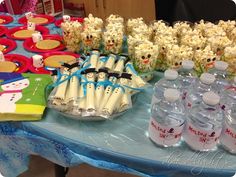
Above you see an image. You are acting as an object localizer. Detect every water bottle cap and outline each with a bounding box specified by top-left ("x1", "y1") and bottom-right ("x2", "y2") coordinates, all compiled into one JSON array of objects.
[
  {"x1": 182, "y1": 60, "x2": 194, "y2": 70},
  {"x1": 214, "y1": 61, "x2": 228, "y2": 71},
  {"x1": 200, "y1": 73, "x2": 215, "y2": 84},
  {"x1": 164, "y1": 88, "x2": 180, "y2": 102},
  {"x1": 164, "y1": 69, "x2": 178, "y2": 80},
  {"x1": 203, "y1": 91, "x2": 220, "y2": 106}
]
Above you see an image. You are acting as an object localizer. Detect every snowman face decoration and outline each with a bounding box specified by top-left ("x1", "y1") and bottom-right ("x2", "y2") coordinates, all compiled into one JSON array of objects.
[
  {"x1": 63, "y1": 15, "x2": 71, "y2": 22},
  {"x1": 1, "y1": 79, "x2": 30, "y2": 91},
  {"x1": 201, "y1": 57, "x2": 217, "y2": 70},
  {"x1": 27, "y1": 22, "x2": 35, "y2": 31},
  {"x1": 82, "y1": 31, "x2": 93, "y2": 46},
  {"x1": 86, "y1": 72, "x2": 94, "y2": 80},
  {"x1": 134, "y1": 48, "x2": 156, "y2": 73},
  {"x1": 25, "y1": 12, "x2": 33, "y2": 19},
  {"x1": 98, "y1": 72, "x2": 106, "y2": 80}
]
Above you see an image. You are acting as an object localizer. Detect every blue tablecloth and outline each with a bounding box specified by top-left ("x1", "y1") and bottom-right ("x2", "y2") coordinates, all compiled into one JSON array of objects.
[{"x1": 0, "y1": 14, "x2": 236, "y2": 177}]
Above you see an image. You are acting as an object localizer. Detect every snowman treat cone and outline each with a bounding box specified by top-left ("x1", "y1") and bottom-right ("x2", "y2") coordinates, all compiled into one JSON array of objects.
[
  {"x1": 119, "y1": 73, "x2": 132, "y2": 112},
  {"x1": 96, "y1": 55, "x2": 108, "y2": 71},
  {"x1": 105, "y1": 53, "x2": 117, "y2": 71},
  {"x1": 89, "y1": 50, "x2": 100, "y2": 68},
  {"x1": 0, "y1": 74, "x2": 29, "y2": 113},
  {"x1": 99, "y1": 72, "x2": 119, "y2": 112},
  {"x1": 102, "y1": 73, "x2": 132, "y2": 117},
  {"x1": 84, "y1": 68, "x2": 96, "y2": 115},
  {"x1": 113, "y1": 55, "x2": 128, "y2": 73},
  {"x1": 125, "y1": 62, "x2": 146, "y2": 88},
  {"x1": 95, "y1": 68, "x2": 108, "y2": 110},
  {"x1": 52, "y1": 68, "x2": 70, "y2": 107},
  {"x1": 77, "y1": 72, "x2": 87, "y2": 113}
]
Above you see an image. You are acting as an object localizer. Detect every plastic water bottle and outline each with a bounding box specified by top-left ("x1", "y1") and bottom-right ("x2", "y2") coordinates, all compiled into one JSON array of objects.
[
  {"x1": 208, "y1": 61, "x2": 230, "y2": 93},
  {"x1": 148, "y1": 89, "x2": 185, "y2": 147},
  {"x1": 178, "y1": 60, "x2": 197, "y2": 99},
  {"x1": 183, "y1": 91, "x2": 223, "y2": 151},
  {"x1": 220, "y1": 77, "x2": 236, "y2": 154},
  {"x1": 185, "y1": 73, "x2": 216, "y2": 109},
  {"x1": 152, "y1": 69, "x2": 181, "y2": 105}
]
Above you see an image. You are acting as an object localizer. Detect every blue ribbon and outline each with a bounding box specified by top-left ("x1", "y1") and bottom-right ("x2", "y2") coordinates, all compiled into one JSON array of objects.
[
  {"x1": 99, "y1": 56, "x2": 109, "y2": 63},
  {"x1": 126, "y1": 63, "x2": 138, "y2": 76},
  {"x1": 96, "y1": 80, "x2": 113, "y2": 88}
]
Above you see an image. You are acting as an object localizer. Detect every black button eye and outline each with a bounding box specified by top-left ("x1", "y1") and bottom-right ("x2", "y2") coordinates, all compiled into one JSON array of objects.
[
  {"x1": 207, "y1": 58, "x2": 211, "y2": 62},
  {"x1": 162, "y1": 47, "x2": 165, "y2": 50},
  {"x1": 147, "y1": 54, "x2": 151, "y2": 58},
  {"x1": 180, "y1": 62, "x2": 182, "y2": 65},
  {"x1": 112, "y1": 40, "x2": 115, "y2": 43},
  {"x1": 196, "y1": 47, "x2": 200, "y2": 50},
  {"x1": 175, "y1": 62, "x2": 178, "y2": 66},
  {"x1": 86, "y1": 35, "x2": 89, "y2": 39},
  {"x1": 90, "y1": 35, "x2": 93, "y2": 38},
  {"x1": 153, "y1": 30, "x2": 156, "y2": 33},
  {"x1": 141, "y1": 56, "x2": 145, "y2": 59},
  {"x1": 108, "y1": 40, "x2": 110, "y2": 43},
  {"x1": 212, "y1": 57, "x2": 216, "y2": 61}
]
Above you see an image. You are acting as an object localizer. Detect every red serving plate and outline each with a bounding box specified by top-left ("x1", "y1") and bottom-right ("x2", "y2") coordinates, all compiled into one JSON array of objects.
[
  {"x1": 18, "y1": 14, "x2": 55, "y2": 26},
  {"x1": 54, "y1": 17, "x2": 84, "y2": 27},
  {"x1": 0, "y1": 15, "x2": 14, "y2": 25},
  {"x1": 4, "y1": 54, "x2": 30, "y2": 73},
  {"x1": 6, "y1": 25, "x2": 49, "y2": 40},
  {"x1": 0, "y1": 38, "x2": 17, "y2": 54},
  {"x1": 28, "y1": 51, "x2": 80, "y2": 74},
  {"x1": 23, "y1": 34, "x2": 65, "y2": 53},
  {"x1": 0, "y1": 26, "x2": 7, "y2": 36}
]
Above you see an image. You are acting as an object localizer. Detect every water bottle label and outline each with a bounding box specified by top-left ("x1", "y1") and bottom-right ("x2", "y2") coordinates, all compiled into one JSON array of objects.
[
  {"x1": 220, "y1": 122, "x2": 236, "y2": 153},
  {"x1": 184, "y1": 121, "x2": 222, "y2": 151},
  {"x1": 148, "y1": 117, "x2": 184, "y2": 146}
]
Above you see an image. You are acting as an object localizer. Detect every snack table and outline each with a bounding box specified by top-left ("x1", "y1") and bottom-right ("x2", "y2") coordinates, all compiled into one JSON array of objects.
[{"x1": 0, "y1": 14, "x2": 235, "y2": 177}]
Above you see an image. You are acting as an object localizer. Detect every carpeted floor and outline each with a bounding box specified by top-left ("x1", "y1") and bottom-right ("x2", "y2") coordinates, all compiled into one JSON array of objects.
[{"x1": 19, "y1": 156, "x2": 138, "y2": 177}]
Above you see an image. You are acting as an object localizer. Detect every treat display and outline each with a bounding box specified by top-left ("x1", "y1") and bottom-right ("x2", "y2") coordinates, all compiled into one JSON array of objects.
[{"x1": 48, "y1": 50, "x2": 147, "y2": 120}]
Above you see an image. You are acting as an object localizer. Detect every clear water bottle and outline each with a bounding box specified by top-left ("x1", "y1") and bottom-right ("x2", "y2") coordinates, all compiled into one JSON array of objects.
[
  {"x1": 220, "y1": 76, "x2": 236, "y2": 154},
  {"x1": 148, "y1": 89, "x2": 185, "y2": 147},
  {"x1": 208, "y1": 61, "x2": 230, "y2": 93},
  {"x1": 183, "y1": 91, "x2": 223, "y2": 151},
  {"x1": 178, "y1": 60, "x2": 197, "y2": 99},
  {"x1": 185, "y1": 73, "x2": 216, "y2": 109},
  {"x1": 152, "y1": 69, "x2": 181, "y2": 105}
]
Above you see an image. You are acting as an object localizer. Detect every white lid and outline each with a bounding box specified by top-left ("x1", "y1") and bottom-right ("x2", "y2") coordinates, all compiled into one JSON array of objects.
[
  {"x1": 32, "y1": 54, "x2": 43, "y2": 59},
  {"x1": 200, "y1": 73, "x2": 215, "y2": 85},
  {"x1": 203, "y1": 91, "x2": 220, "y2": 106},
  {"x1": 164, "y1": 88, "x2": 180, "y2": 102},
  {"x1": 164, "y1": 69, "x2": 178, "y2": 80},
  {"x1": 182, "y1": 60, "x2": 194, "y2": 70},
  {"x1": 214, "y1": 61, "x2": 228, "y2": 71}
]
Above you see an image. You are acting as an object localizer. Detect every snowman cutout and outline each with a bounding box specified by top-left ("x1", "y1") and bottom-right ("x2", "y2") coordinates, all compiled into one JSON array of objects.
[{"x1": 0, "y1": 74, "x2": 29, "y2": 113}]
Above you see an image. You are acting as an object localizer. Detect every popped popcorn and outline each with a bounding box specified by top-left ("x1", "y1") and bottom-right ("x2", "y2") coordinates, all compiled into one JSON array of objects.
[
  {"x1": 217, "y1": 20, "x2": 236, "y2": 35},
  {"x1": 166, "y1": 45, "x2": 194, "y2": 69},
  {"x1": 133, "y1": 41, "x2": 159, "y2": 73},
  {"x1": 127, "y1": 17, "x2": 145, "y2": 34},
  {"x1": 223, "y1": 46, "x2": 236, "y2": 74},
  {"x1": 84, "y1": 14, "x2": 103, "y2": 30},
  {"x1": 207, "y1": 35, "x2": 232, "y2": 55},
  {"x1": 173, "y1": 21, "x2": 193, "y2": 37},
  {"x1": 61, "y1": 21, "x2": 82, "y2": 52},
  {"x1": 81, "y1": 28, "x2": 102, "y2": 53},
  {"x1": 193, "y1": 46, "x2": 217, "y2": 71}
]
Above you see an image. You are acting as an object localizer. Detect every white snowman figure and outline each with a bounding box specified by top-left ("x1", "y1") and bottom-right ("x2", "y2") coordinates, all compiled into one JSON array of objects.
[{"x1": 0, "y1": 74, "x2": 30, "y2": 113}]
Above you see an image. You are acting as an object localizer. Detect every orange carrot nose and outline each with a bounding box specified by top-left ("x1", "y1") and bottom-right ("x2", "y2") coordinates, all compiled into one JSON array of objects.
[{"x1": 143, "y1": 59, "x2": 149, "y2": 64}]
